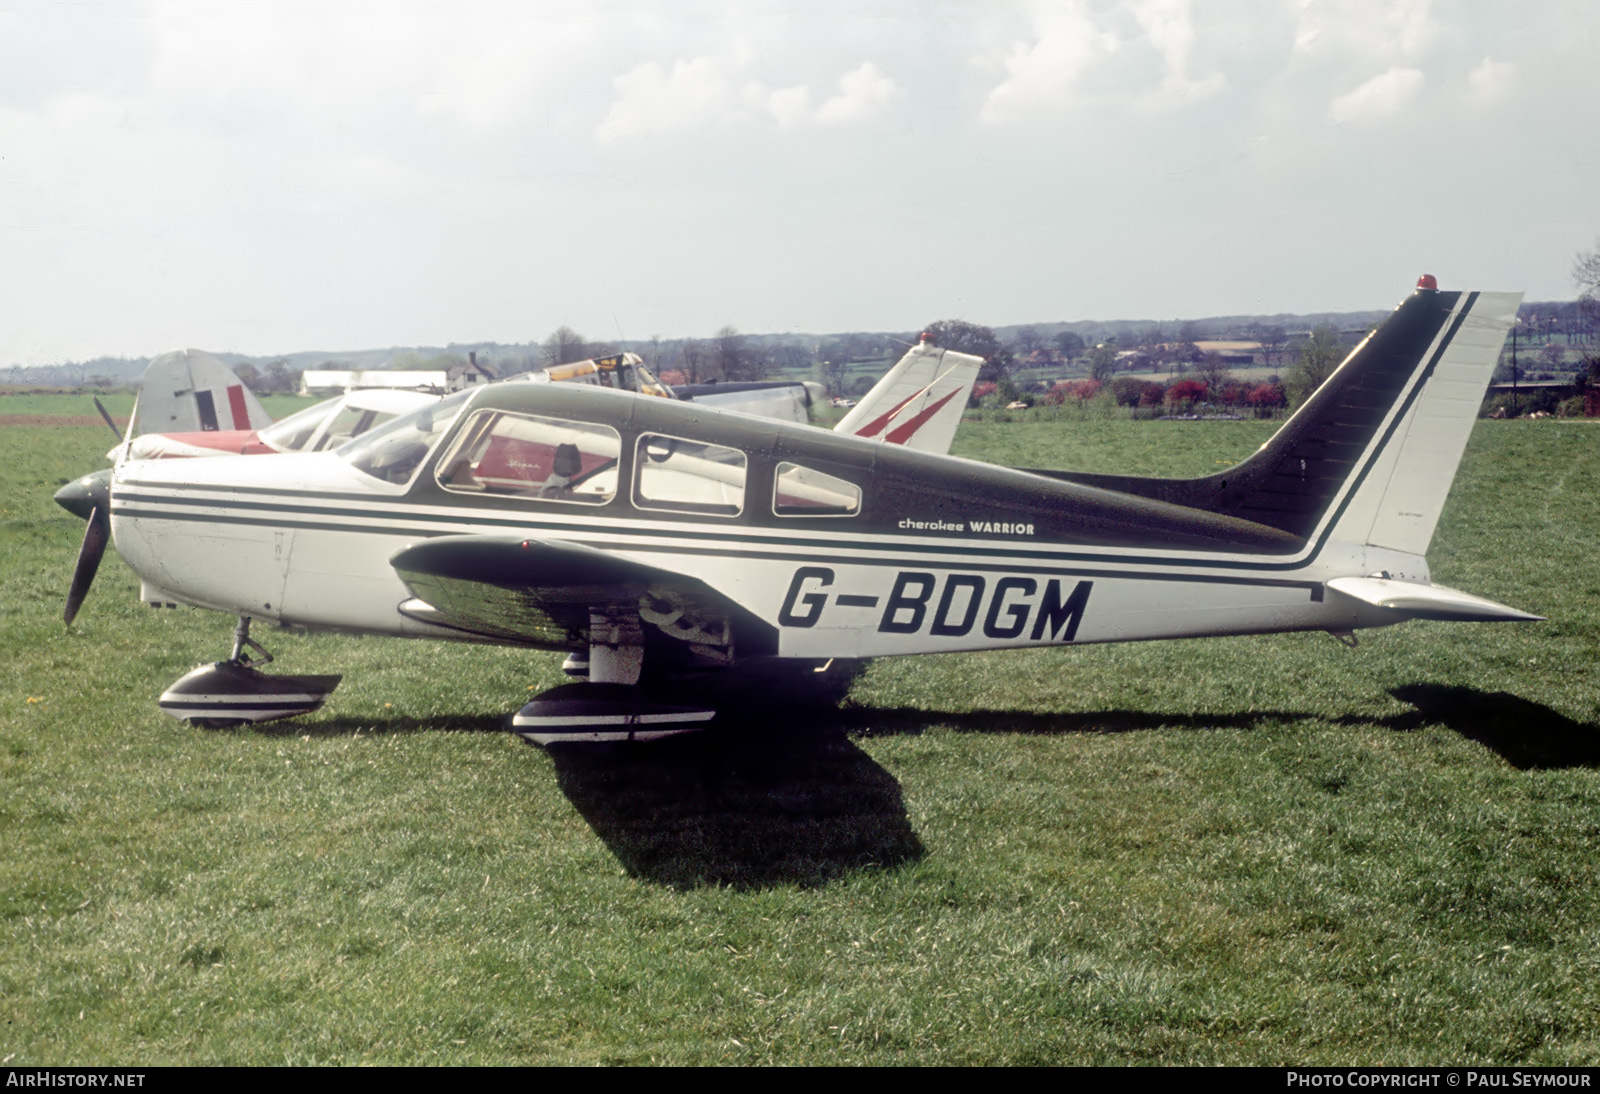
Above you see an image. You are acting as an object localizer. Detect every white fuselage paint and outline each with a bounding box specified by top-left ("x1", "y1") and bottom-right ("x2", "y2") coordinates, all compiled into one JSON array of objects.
[{"x1": 109, "y1": 447, "x2": 1413, "y2": 660}]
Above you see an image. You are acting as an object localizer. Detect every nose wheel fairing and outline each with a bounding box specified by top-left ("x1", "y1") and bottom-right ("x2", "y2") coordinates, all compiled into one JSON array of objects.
[
  {"x1": 158, "y1": 617, "x2": 342, "y2": 728},
  {"x1": 158, "y1": 661, "x2": 343, "y2": 728}
]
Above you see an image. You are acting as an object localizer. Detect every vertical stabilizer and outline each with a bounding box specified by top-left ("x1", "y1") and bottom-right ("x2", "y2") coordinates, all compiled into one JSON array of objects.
[
  {"x1": 1025, "y1": 284, "x2": 1519, "y2": 558},
  {"x1": 835, "y1": 341, "x2": 982, "y2": 454},
  {"x1": 136, "y1": 349, "x2": 273, "y2": 436},
  {"x1": 1328, "y1": 290, "x2": 1520, "y2": 555}
]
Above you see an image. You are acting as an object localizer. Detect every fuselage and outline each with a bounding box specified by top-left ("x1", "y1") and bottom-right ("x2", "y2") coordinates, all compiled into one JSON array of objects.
[{"x1": 108, "y1": 380, "x2": 1419, "y2": 659}]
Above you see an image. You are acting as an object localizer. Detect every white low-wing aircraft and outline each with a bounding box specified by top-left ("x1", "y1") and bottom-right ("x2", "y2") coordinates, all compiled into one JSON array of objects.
[
  {"x1": 57, "y1": 280, "x2": 1537, "y2": 741},
  {"x1": 112, "y1": 344, "x2": 979, "y2": 460}
]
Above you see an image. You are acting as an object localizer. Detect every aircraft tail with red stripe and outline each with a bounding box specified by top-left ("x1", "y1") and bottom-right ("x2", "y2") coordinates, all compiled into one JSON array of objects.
[
  {"x1": 833, "y1": 339, "x2": 982, "y2": 454},
  {"x1": 134, "y1": 349, "x2": 272, "y2": 437}
]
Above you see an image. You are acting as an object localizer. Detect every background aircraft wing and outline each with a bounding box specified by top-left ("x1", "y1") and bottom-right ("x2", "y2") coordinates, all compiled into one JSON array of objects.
[
  {"x1": 389, "y1": 534, "x2": 776, "y2": 657},
  {"x1": 671, "y1": 381, "x2": 823, "y2": 424}
]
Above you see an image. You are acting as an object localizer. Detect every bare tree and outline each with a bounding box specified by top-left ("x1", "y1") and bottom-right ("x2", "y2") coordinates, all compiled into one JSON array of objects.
[
  {"x1": 771, "y1": 343, "x2": 812, "y2": 373},
  {"x1": 1251, "y1": 324, "x2": 1288, "y2": 369},
  {"x1": 541, "y1": 326, "x2": 590, "y2": 367},
  {"x1": 820, "y1": 357, "x2": 849, "y2": 397},
  {"x1": 676, "y1": 339, "x2": 704, "y2": 384},
  {"x1": 711, "y1": 326, "x2": 759, "y2": 381},
  {"x1": 1574, "y1": 238, "x2": 1600, "y2": 300},
  {"x1": 1196, "y1": 352, "x2": 1231, "y2": 395}
]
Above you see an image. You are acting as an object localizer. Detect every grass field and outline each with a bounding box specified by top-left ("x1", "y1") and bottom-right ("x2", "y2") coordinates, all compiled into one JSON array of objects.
[
  {"x1": 0, "y1": 389, "x2": 316, "y2": 420},
  {"x1": 2, "y1": 408, "x2": 1598, "y2": 1065}
]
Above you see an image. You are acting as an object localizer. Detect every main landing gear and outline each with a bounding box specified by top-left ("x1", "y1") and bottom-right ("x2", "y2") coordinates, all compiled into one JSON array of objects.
[
  {"x1": 513, "y1": 606, "x2": 716, "y2": 746},
  {"x1": 157, "y1": 617, "x2": 342, "y2": 729}
]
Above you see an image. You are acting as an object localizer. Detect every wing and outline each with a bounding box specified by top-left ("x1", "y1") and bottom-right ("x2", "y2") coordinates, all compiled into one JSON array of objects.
[{"x1": 389, "y1": 535, "x2": 777, "y2": 660}]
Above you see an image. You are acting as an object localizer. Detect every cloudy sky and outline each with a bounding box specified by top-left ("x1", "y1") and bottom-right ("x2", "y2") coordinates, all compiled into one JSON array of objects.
[{"x1": 2, "y1": 0, "x2": 1596, "y2": 365}]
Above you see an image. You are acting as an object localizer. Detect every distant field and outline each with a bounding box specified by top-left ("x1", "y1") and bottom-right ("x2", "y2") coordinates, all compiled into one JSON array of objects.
[
  {"x1": 0, "y1": 389, "x2": 319, "y2": 425},
  {"x1": 2, "y1": 407, "x2": 1598, "y2": 1065}
]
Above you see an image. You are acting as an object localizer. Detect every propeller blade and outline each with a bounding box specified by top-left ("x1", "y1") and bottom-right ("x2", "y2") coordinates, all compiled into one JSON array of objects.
[
  {"x1": 63, "y1": 505, "x2": 109, "y2": 626},
  {"x1": 91, "y1": 396, "x2": 122, "y2": 440}
]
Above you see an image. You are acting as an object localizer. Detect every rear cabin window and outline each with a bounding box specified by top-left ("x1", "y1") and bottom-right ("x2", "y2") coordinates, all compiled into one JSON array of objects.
[
  {"x1": 773, "y1": 462, "x2": 862, "y2": 517},
  {"x1": 437, "y1": 410, "x2": 620, "y2": 504},
  {"x1": 632, "y1": 433, "x2": 746, "y2": 517}
]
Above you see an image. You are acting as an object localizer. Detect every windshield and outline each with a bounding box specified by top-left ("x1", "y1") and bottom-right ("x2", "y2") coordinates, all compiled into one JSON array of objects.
[
  {"x1": 258, "y1": 397, "x2": 340, "y2": 453},
  {"x1": 341, "y1": 389, "x2": 474, "y2": 485}
]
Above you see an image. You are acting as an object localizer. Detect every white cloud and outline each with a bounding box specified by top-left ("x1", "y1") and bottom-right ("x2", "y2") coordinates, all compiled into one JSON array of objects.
[
  {"x1": 597, "y1": 55, "x2": 901, "y2": 142},
  {"x1": 979, "y1": 1, "x2": 1114, "y2": 124},
  {"x1": 1327, "y1": 66, "x2": 1424, "y2": 124},
  {"x1": 1466, "y1": 56, "x2": 1514, "y2": 103},
  {"x1": 1293, "y1": 0, "x2": 1435, "y2": 63},
  {"x1": 596, "y1": 56, "x2": 751, "y2": 143},
  {"x1": 814, "y1": 62, "x2": 901, "y2": 124},
  {"x1": 979, "y1": 0, "x2": 1223, "y2": 122},
  {"x1": 765, "y1": 84, "x2": 815, "y2": 129},
  {"x1": 1129, "y1": 0, "x2": 1223, "y2": 106}
]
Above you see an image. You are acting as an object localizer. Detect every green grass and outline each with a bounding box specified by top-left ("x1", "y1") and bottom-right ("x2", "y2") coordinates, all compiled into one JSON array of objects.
[
  {"x1": 0, "y1": 389, "x2": 317, "y2": 419},
  {"x1": 2, "y1": 409, "x2": 1599, "y2": 1064}
]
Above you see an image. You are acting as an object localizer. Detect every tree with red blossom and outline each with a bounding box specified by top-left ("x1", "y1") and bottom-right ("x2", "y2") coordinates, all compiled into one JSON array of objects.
[{"x1": 1166, "y1": 378, "x2": 1208, "y2": 407}]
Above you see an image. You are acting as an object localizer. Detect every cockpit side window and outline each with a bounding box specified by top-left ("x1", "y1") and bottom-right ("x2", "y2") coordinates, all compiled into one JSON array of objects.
[
  {"x1": 436, "y1": 409, "x2": 620, "y2": 504},
  {"x1": 773, "y1": 462, "x2": 861, "y2": 517},
  {"x1": 632, "y1": 433, "x2": 746, "y2": 517}
]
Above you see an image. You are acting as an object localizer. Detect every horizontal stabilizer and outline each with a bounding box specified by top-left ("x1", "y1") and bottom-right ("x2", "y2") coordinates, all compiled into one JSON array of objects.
[{"x1": 1326, "y1": 576, "x2": 1542, "y2": 622}]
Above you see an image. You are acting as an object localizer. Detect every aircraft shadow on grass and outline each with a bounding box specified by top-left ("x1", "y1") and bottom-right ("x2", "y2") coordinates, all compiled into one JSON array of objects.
[
  {"x1": 241, "y1": 679, "x2": 1596, "y2": 890},
  {"x1": 546, "y1": 717, "x2": 924, "y2": 891},
  {"x1": 1377, "y1": 684, "x2": 1600, "y2": 770},
  {"x1": 254, "y1": 674, "x2": 925, "y2": 892},
  {"x1": 843, "y1": 684, "x2": 1600, "y2": 771},
  {"x1": 541, "y1": 666, "x2": 923, "y2": 890}
]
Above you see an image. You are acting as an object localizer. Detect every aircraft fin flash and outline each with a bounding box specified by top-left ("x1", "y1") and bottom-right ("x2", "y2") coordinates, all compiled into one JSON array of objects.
[
  {"x1": 136, "y1": 349, "x2": 272, "y2": 436},
  {"x1": 834, "y1": 340, "x2": 983, "y2": 453},
  {"x1": 72, "y1": 278, "x2": 1536, "y2": 741}
]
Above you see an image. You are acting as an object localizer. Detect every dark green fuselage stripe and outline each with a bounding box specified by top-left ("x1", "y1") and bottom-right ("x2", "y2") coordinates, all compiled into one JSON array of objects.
[{"x1": 115, "y1": 502, "x2": 1323, "y2": 593}]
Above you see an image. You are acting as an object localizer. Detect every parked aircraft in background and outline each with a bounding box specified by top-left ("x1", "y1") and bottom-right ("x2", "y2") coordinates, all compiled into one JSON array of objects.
[
  {"x1": 56, "y1": 279, "x2": 1533, "y2": 743},
  {"x1": 107, "y1": 339, "x2": 982, "y2": 461},
  {"x1": 132, "y1": 348, "x2": 274, "y2": 437}
]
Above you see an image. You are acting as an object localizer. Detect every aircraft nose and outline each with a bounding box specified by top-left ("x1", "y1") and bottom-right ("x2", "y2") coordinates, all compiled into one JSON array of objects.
[{"x1": 54, "y1": 470, "x2": 111, "y2": 521}]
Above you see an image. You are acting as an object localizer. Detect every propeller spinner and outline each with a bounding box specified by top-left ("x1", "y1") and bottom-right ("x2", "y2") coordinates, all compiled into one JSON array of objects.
[{"x1": 54, "y1": 470, "x2": 112, "y2": 626}]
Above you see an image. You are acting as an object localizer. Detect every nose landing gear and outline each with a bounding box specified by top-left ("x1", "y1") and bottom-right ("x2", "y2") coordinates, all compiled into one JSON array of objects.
[{"x1": 158, "y1": 617, "x2": 342, "y2": 728}]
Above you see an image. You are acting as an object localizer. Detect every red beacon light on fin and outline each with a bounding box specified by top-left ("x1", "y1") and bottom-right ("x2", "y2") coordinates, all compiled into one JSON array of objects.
[
  {"x1": 920, "y1": 332, "x2": 933, "y2": 343},
  {"x1": 1416, "y1": 274, "x2": 1438, "y2": 291}
]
